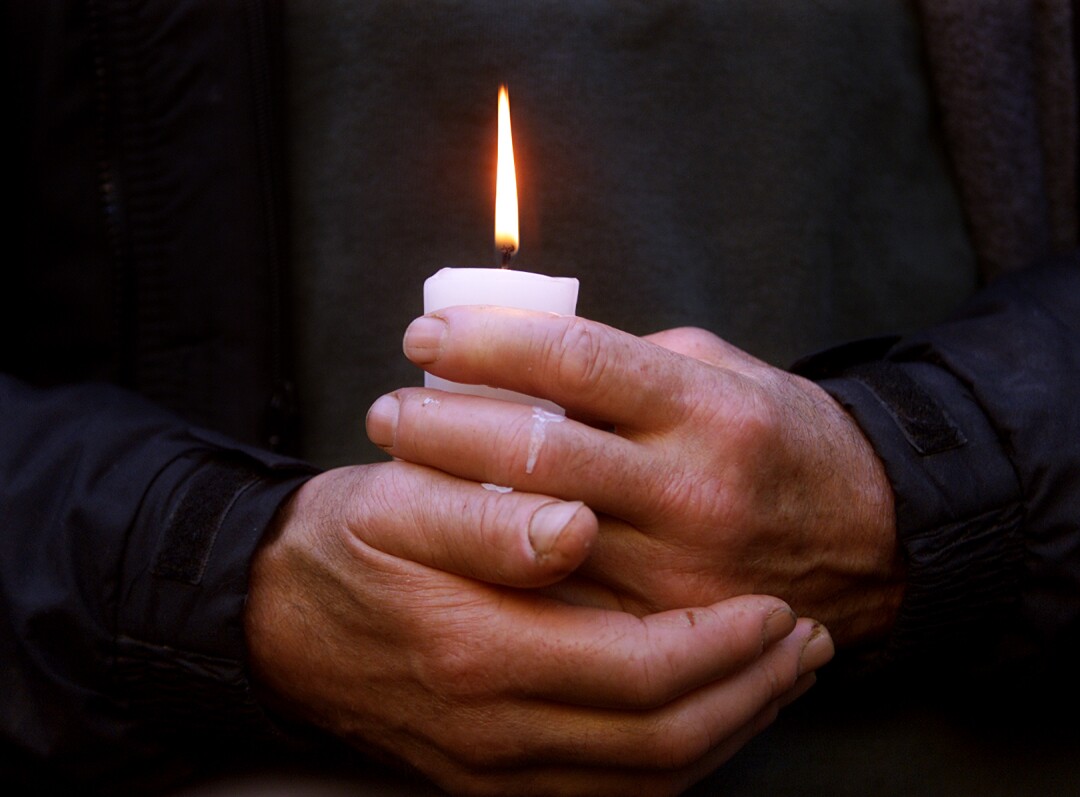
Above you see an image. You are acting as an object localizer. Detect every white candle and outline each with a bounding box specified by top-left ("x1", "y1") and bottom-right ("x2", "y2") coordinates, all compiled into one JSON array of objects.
[
  {"x1": 423, "y1": 267, "x2": 579, "y2": 412},
  {"x1": 423, "y1": 86, "x2": 579, "y2": 411}
]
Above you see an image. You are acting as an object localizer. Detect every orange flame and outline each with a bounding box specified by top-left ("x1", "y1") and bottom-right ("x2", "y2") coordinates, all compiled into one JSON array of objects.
[{"x1": 494, "y1": 85, "x2": 519, "y2": 260}]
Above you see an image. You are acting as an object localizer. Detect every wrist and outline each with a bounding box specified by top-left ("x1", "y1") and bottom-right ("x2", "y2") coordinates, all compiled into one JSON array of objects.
[
  {"x1": 801, "y1": 352, "x2": 1023, "y2": 666},
  {"x1": 804, "y1": 377, "x2": 905, "y2": 647}
]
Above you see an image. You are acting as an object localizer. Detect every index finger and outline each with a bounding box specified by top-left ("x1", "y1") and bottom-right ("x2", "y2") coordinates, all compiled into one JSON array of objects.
[{"x1": 403, "y1": 307, "x2": 706, "y2": 430}]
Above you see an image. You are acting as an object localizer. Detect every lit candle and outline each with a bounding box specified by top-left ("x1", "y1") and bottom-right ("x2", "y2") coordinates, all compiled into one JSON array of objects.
[{"x1": 424, "y1": 85, "x2": 579, "y2": 412}]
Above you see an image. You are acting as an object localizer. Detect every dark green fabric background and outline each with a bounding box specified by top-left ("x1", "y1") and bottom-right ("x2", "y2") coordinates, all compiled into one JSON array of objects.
[
  {"x1": 274, "y1": 1, "x2": 1078, "y2": 794},
  {"x1": 285, "y1": 0, "x2": 975, "y2": 469}
]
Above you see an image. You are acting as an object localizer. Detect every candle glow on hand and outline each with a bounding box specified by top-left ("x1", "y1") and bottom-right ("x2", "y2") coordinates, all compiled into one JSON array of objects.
[{"x1": 495, "y1": 84, "x2": 519, "y2": 263}]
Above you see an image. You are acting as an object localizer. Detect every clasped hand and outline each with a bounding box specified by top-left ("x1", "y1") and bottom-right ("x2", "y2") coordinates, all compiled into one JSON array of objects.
[
  {"x1": 368, "y1": 307, "x2": 903, "y2": 646},
  {"x1": 244, "y1": 307, "x2": 878, "y2": 796},
  {"x1": 246, "y1": 463, "x2": 828, "y2": 796}
]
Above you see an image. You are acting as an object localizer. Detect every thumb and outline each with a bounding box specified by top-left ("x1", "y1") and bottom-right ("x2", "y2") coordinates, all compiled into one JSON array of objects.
[{"x1": 336, "y1": 463, "x2": 597, "y2": 588}]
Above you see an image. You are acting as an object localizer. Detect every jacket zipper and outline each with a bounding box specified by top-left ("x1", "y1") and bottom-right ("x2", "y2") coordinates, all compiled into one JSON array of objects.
[
  {"x1": 87, "y1": 0, "x2": 135, "y2": 388},
  {"x1": 244, "y1": 0, "x2": 298, "y2": 453}
]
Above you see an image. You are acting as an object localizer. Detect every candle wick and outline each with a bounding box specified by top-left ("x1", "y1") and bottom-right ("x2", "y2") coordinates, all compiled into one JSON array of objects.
[{"x1": 500, "y1": 245, "x2": 516, "y2": 269}]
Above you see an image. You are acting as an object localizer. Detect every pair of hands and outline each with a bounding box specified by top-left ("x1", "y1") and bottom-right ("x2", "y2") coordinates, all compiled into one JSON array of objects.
[{"x1": 245, "y1": 308, "x2": 902, "y2": 795}]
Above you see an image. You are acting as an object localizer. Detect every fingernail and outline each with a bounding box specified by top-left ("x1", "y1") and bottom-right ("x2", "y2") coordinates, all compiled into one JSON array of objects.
[
  {"x1": 798, "y1": 623, "x2": 835, "y2": 676},
  {"x1": 529, "y1": 501, "x2": 585, "y2": 558},
  {"x1": 762, "y1": 604, "x2": 797, "y2": 647},
  {"x1": 403, "y1": 315, "x2": 448, "y2": 364},
  {"x1": 366, "y1": 394, "x2": 400, "y2": 448}
]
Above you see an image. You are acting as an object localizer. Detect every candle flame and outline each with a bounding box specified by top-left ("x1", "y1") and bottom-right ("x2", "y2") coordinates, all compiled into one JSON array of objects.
[{"x1": 495, "y1": 85, "x2": 519, "y2": 262}]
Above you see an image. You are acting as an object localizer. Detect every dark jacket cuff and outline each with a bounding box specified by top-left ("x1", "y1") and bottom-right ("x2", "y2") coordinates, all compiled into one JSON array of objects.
[
  {"x1": 795, "y1": 343, "x2": 1024, "y2": 664},
  {"x1": 114, "y1": 443, "x2": 315, "y2": 748}
]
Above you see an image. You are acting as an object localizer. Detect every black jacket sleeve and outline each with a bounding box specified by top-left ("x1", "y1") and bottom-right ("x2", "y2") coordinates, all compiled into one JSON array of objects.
[
  {"x1": 0, "y1": 375, "x2": 316, "y2": 793},
  {"x1": 795, "y1": 254, "x2": 1080, "y2": 685}
]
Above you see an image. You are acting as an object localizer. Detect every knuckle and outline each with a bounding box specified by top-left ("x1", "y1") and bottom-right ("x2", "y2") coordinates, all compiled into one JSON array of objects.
[
  {"x1": 472, "y1": 490, "x2": 515, "y2": 545},
  {"x1": 418, "y1": 639, "x2": 494, "y2": 701},
  {"x1": 348, "y1": 462, "x2": 410, "y2": 536},
  {"x1": 469, "y1": 493, "x2": 544, "y2": 570},
  {"x1": 393, "y1": 390, "x2": 431, "y2": 444},
  {"x1": 727, "y1": 390, "x2": 775, "y2": 445},
  {"x1": 641, "y1": 457, "x2": 731, "y2": 535},
  {"x1": 684, "y1": 372, "x2": 775, "y2": 451},
  {"x1": 560, "y1": 433, "x2": 609, "y2": 483},
  {"x1": 645, "y1": 715, "x2": 714, "y2": 770},
  {"x1": 623, "y1": 650, "x2": 679, "y2": 710},
  {"x1": 670, "y1": 326, "x2": 722, "y2": 355},
  {"x1": 549, "y1": 316, "x2": 609, "y2": 390},
  {"x1": 497, "y1": 410, "x2": 543, "y2": 477},
  {"x1": 651, "y1": 470, "x2": 714, "y2": 519},
  {"x1": 762, "y1": 655, "x2": 800, "y2": 700}
]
